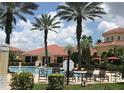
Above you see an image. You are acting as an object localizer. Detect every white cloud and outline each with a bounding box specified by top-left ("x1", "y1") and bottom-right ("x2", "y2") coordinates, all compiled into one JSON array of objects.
[
  {"x1": 101, "y1": 3, "x2": 110, "y2": 13},
  {"x1": 10, "y1": 20, "x2": 44, "y2": 50},
  {"x1": 0, "y1": 30, "x2": 6, "y2": 43},
  {"x1": 48, "y1": 11, "x2": 64, "y2": 28},
  {"x1": 106, "y1": 3, "x2": 124, "y2": 17},
  {"x1": 98, "y1": 3, "x2": 124, "y2": 32},
  {"x1": 98, "y1": 21, "x2": 118, "y2": 32},
  {"x1": 82, "y1": 25, "x2": 93, "y2": 36},
  {"x1": 112, "y1": 16, "x2": 124, "y2": 27}
]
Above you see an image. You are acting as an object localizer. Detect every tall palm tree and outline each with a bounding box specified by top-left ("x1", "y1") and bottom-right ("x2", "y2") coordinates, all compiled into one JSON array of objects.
[
  {"x1": 81, "y1": 35, "x2": 93, "y2": 66},
  {"x1": 0, "y1": 2, "x2": 38, "y2": 44},
  {"x1": 32, "y1": 14, "x2": 60, "y2": 66},
  {"x1": 81, "y1": 35, "x2": 92, "y2": 49},
  {"x1": 57, "y1": 2, "x2": 106, "y2": 68},
  {"x1": 64, "y1": 44, "x2": 74, "y2": 53}
]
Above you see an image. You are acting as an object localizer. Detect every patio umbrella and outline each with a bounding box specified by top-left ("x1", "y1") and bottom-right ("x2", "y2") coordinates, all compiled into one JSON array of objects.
[
  {"x1": 92, "y1": 57, "x2": 102, "y2": 66},
  {"x1": 106, "y1": 57, "x2": 120, "y2": 60}
]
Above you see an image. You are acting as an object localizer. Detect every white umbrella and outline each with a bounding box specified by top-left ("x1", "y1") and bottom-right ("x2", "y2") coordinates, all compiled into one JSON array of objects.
[{"x1": 63, "y1": 59, "x2": 74, "y2": 71}]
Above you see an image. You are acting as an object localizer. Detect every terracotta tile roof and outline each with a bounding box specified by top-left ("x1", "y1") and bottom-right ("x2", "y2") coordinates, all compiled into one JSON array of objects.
[
  {"x1": 9, "y1": 46, "x2": 24, "y2": 53},
  {"x1": 102, "y1": 27, "x2": 124, "y2": 36},
  {"x1": 22, "y1": 44, "x2": 68, "y2": 56},
  {"x1": 95, "y1": 40, "x2": 124, "y2": 47}
]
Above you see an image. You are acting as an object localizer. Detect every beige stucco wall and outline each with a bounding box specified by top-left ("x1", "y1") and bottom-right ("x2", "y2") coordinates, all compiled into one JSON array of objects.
[
  {"x1": 96, "y1": 45, "x2": 124, "y2": 56},
  {"x1": 104, "y1": 33, "x2": 124, "y2": 42},
  {"x1": 95, "y1": 46, "x2": 115, "y2": 56}
]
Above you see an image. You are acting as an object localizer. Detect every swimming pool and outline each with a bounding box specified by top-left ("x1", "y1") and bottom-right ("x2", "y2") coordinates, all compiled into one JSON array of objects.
[
  {"x1": 9, "y1": 66, "x2": 80, "y2": 77},
  {"x1": 9, "y1": 66, "x2": 64, "y2": 75}
]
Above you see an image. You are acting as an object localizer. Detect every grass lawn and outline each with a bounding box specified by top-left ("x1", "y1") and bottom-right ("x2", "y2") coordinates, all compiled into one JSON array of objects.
[{"x1": 32, "y1": 83, "x2": 124, "y2": 90}]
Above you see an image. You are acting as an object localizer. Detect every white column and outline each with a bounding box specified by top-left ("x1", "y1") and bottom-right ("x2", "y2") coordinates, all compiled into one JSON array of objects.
[{"x1": 0, "y1": 43, "x2": 9, "y2": 90}]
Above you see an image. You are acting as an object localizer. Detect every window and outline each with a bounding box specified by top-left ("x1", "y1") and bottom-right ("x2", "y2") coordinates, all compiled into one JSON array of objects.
[
  {"x1": 111, "y1": 36, "x2": 113, "y2": 41},
  {"x1": 57, "y1": 57, "x2": 63, "y2": 63},
  {"x1": 25, "y1": 56, "x2": 31, "y2": 62},
  {"x1": 118, "y1": 36, "x2": 120, "y2": 40},
  {"x1": 107, "y1": 37, "x2": 109, "y2": 41}
]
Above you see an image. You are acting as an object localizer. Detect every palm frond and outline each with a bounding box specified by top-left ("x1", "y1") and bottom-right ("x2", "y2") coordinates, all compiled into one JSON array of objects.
[
  {"x1": 17, "y1": 14, "x2": 27, "y2": 22},
  {"x1": 87, "y1": 17, "x2": 95, "y2": 21},
  {"x1": 52, "y1": 22, "x2": 61, "y2": 26},
  {"x1": 20, "y1": 2, "x2": 38, "y2": 11},
  {"x1": 31, "y1": 14, "x2": 60, "y2": 33},
  {"x1": 49, "y1": 29, "x2": 58, "y2": 33},
  {"x1": 51, "y1": 26, "x2": 60, "y2": 28},
  {"x1": 57, "y1": 2, "x2": 106, "y2": 22},
  {"x1": 13, "y1": 16, "x2": 16, "y2": 25}
]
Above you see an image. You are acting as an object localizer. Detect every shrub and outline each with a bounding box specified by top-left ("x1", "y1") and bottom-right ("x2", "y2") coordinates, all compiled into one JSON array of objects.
[
  {"x1": 106, "y1": 64, "x2": 120, "y2": 71},
  {"x1": 10, "y1": 72, "x2": 34, "y2": 90},
  {"x1": 47, "y1": 74, "x2": 64, "y2": 90}
]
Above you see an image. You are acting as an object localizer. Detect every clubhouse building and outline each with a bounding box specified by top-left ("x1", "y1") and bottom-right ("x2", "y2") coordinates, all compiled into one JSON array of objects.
[
  {"x1": 21, "y1": 44, "x2": 68, "y2": 66},
  {"x1": 95, "y1": 27, "x2": 124, "y2": 56}
]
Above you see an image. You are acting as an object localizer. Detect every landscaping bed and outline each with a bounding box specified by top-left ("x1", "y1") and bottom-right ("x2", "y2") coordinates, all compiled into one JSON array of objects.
[{"x1": 33, "y1": 83, "x2": 124, "y2": 90}]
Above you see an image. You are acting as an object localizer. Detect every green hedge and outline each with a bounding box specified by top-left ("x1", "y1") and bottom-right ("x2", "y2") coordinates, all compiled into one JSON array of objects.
[
  {"x1": 10, "y1": 72, "x2": 34, "y2": 90},
  {"x1": 47, "y1": 74, "x2": 64, "y2": 90}
]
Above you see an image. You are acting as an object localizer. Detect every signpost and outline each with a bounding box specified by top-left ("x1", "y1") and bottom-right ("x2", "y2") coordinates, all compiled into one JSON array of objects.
[{"x1": 67, "y1": 49, "x2": 71, "y2": 85}]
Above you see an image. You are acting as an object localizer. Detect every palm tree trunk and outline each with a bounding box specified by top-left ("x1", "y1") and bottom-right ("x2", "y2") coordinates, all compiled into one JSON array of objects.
[
  {"x1": 5, "y1": 32, "x2": 10, "y2": 44},
  {"x1": 44, "y1": 29, "x2": 48, "y2": 67},
  {"x1": 5, "y1": 11, "x2": 13, "y2": 44},
  {"x1": 5, "y1": 10, "x2": 13, "y2": 73},
  {"x1": 76, "y1": 16, "x2": 82, "y2": 69}
]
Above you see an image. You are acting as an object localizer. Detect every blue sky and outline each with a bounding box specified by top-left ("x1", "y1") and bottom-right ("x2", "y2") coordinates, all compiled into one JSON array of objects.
[{"x1": 1, "y1": 2, "x2": 124, "y2": 50}]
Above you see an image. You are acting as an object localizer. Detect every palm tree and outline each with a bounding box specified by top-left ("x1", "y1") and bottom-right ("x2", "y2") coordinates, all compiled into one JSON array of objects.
[
  {"x1": 57, "y1": 2, "x2": 106, "y2": 68},
  {"x1": 32, "y1": 14, "x2": 60, "y2": 66},
  {"x1": 81, "y1": 35, "x2": 93, "y2": 66},
  {"x1": 0, "y1": 2, "x2": 38, "y2": 44},
  {"x1": 81, "y1": 35, "x2": 92, "y2": 48},
  {"x1": 64, "y1": 44, "x2": 74, "y2": 53}
]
